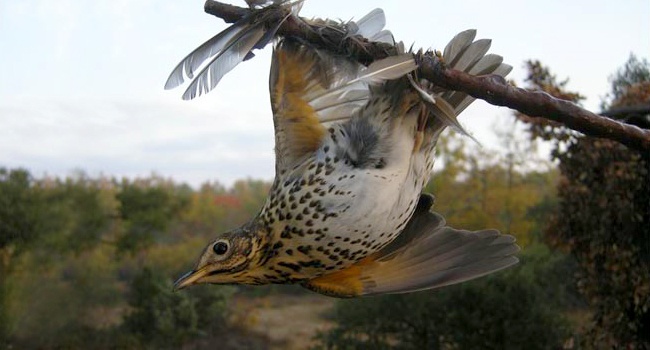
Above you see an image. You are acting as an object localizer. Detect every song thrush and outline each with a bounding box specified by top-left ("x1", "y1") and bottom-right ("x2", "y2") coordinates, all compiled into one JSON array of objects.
[{"x1": 168, "y1": 1, "x2": 519, "y2": 297}]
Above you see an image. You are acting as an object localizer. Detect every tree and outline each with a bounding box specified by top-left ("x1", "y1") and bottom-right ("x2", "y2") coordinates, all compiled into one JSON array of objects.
[
  {"x1": 37, "y1": 173, "x2": 117, "y2": 253},
  {"x1": 0, "y1": 168, "x2": 41, "y2": 343},
  {"x1": 1, "y1": 173, "x2": 125, "y2": 347},
  {"x1": 122, "y1": 267, "x2": 233, "y2": 348},
  {"x1": 603, "y1": 54, "x2": 650, "y2": 109},
  {"x1": 1, "y1": 172, "x2": 243, "y2": 348},
  {"x1": 517, "y1": 56, "x2": 650, "y2": 348},
  {"x1": 115, "y1": 177, "x2": 190, "y2": 253}
]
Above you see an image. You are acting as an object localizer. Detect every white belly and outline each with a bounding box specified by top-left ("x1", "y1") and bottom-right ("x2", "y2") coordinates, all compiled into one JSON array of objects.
[{"x1": 259, "y1": 118, "x2": 435, "y2": 278}]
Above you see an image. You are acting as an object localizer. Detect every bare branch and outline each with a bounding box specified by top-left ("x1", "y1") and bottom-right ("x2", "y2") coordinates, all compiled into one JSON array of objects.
[
  {"x1": 203, "y1": 0, "x2": 650, "y2": 153},
  {"x1": 417, "y1": 58, "x2": 650, "y2": 152}
]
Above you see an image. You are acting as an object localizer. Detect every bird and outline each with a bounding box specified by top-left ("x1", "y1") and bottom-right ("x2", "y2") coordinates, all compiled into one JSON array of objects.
[{"x1": 168, "y1": 1, "x2": 519, "y2": 297}]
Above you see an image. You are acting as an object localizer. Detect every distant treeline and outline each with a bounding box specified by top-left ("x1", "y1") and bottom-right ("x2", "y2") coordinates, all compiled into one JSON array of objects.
[
  {"x1": 0, "y1": 126, "x2": 563, "y2": 348},
  {"x1": 1, "y1": 54, "x2": 648, "y2": 350}
]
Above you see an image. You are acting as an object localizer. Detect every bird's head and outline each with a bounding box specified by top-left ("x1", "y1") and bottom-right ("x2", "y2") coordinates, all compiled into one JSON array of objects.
[{"x1": 173, "y1": 224, "x2": 263, "y2": 290}]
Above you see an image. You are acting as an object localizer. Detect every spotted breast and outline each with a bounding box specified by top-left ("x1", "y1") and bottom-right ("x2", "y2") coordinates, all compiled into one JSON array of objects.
[{"x1": 170, "y1": 3, "x2": 519, "y2": 298}]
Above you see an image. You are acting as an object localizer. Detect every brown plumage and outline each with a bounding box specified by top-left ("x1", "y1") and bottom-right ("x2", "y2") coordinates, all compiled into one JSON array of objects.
[{"x1": 168, "y1": 2, "x2": 519, "y2": 297}]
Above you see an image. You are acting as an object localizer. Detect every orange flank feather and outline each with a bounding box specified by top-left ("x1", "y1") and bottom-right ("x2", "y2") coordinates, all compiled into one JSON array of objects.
[
  {"x1": 302, "y1": 254, "x2": 380, "y2": 298},
  {"x1": 271, "y1": 49, "x2": 326, "y2": 170}
]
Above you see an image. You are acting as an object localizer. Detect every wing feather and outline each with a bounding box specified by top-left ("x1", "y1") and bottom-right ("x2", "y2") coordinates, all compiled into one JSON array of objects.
[
  {"x1": 270, "y1": 40, "x2": 416, "y2": 174},
  {"x1": 302, "y1": 194, "x2": 520, "y2": 297},
  {"x1": 165, "y1": 1, "x2": 299, "y2": 99},
  {"x1": 164, "y1": 20, "x2": 250, "y2": 90},
  {"x1": 348, "y1": 54, "x2": 417, "y2": 85},
  {"x1": 182, "y1": 26, "x2": 266, "y2": 100}
]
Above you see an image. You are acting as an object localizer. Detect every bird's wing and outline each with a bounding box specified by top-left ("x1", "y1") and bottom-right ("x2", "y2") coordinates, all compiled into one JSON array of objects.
[
  {"x1": 164, "y1": 1, "x2": 301, "y2": 100},
  {"x1": 164, "y1": 3, "x2": 396, "y2": 102},
  {"x1": 269, "y1": 25, "x2": 415, "y2": 174},
  {"x1": 302, "y1": 194, "x2": 520, "y2": 297},
  {"x1": 164, "y1": 2, "x2": 415, "y2": 173}
]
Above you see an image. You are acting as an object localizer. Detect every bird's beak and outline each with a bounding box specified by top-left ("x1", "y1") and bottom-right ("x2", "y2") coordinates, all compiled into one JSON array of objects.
[{"x1": 173, "y1": 266, "x2": 209, "y2": 291}]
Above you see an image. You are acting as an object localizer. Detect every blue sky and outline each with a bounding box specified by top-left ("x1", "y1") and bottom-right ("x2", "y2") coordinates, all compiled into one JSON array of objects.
[{"x1": 1, "y1": 0, "x2": 648, "y2": 186}]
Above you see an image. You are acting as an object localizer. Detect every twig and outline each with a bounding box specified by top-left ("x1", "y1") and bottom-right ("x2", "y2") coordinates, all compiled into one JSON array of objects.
[{"x1": 203, "y1": 0, "x2": 650, "y2": 153}]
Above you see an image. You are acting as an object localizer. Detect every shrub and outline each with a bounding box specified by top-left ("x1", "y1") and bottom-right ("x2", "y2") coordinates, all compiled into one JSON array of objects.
[{"x1": 314, "y1": 245, "x2": 575, "y2": 349}]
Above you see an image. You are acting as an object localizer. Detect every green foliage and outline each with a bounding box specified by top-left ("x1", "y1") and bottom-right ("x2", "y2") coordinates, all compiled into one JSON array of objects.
[
  {"x1": 37, "y1": 176, "x2": 116, "y2": 253},
  {"x1": 0, "y1": 168, "x2": 41, "y2": 343},
  {"x1": 314, "y1": 245, "x2": 576, "y2": 349},
  {"x1": 0, "y1": 168, "x2": 40, "y2": 251},
  {"x1": 123, "y1": 267, "x2": 198, "y2": 347},
  {"x1": 122, "y1": 267, "x2": 233, "y2": 348},
  {"x1": 116, "y1": 179, "x2": 181, "y2": 253},
  {"x1": 7, "y1": 248, "x2": 122, "y2": 349},
  {"x1": 182, "y1": 181, "x2": 251, "y2": 238},
  {"x1": 1, "y1": 171, "x2": 268, "y2": 349},
  {"x1": 231, "y1": 178, "x2": 271, "y2": 216}
]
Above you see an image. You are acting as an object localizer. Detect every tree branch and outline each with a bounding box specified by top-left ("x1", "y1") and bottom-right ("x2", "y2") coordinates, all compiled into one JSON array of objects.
[
  {"x1": 418, "y1": 60, "x2": 650, "y2": 152},
  {"x1": 203, "y1": 0, "x2": 650, "y2": 153}
]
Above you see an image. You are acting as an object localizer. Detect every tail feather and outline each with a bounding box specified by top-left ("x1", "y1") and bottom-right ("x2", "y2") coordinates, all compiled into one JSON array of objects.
[
  {"x1": 413, "y1": 29, "x2": 512, "y2": 140},
  {"x1": 351, "y1": 8, "x2": 386, "y2": 39},
  {"x1": 369, "y1": 30, "x2": 395, "y2": 44},
  {"x1": 448, "y1": 54, "x2": 512, "y2": 114},
  {"x1": 345, "y1": 8, "x2": 394, "y2": 44},
  {"x1": 443, "y1": 29, "x2": 477, "y2": 65},
  {"x1": 451, "y1": 38, "x2": 492, "y2": 72},
  {"x1": 440, "y1": 30, "x2": 513, "y2": 110},
  {"x1": 468, "y1": 53, "x2": 505, "y2": 75}
]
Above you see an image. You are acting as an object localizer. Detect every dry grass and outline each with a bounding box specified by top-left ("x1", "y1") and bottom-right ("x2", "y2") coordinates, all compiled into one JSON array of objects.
[{"x1": 228, "y1": 293, "x2": 335, "y2": 349}]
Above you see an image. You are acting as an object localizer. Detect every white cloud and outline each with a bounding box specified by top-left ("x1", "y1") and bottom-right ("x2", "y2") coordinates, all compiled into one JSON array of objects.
[
  {"x1": 0, "y1": 96, "x2": 275, "y2": 186},
  {"x1": 0, "y1": 0, "x2": 648, "y2": 187}
]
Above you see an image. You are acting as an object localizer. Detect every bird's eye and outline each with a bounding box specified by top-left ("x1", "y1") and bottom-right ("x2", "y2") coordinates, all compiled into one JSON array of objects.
[{"x1": 213, "y1": 241, "x2": 229, "y2": 255}]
